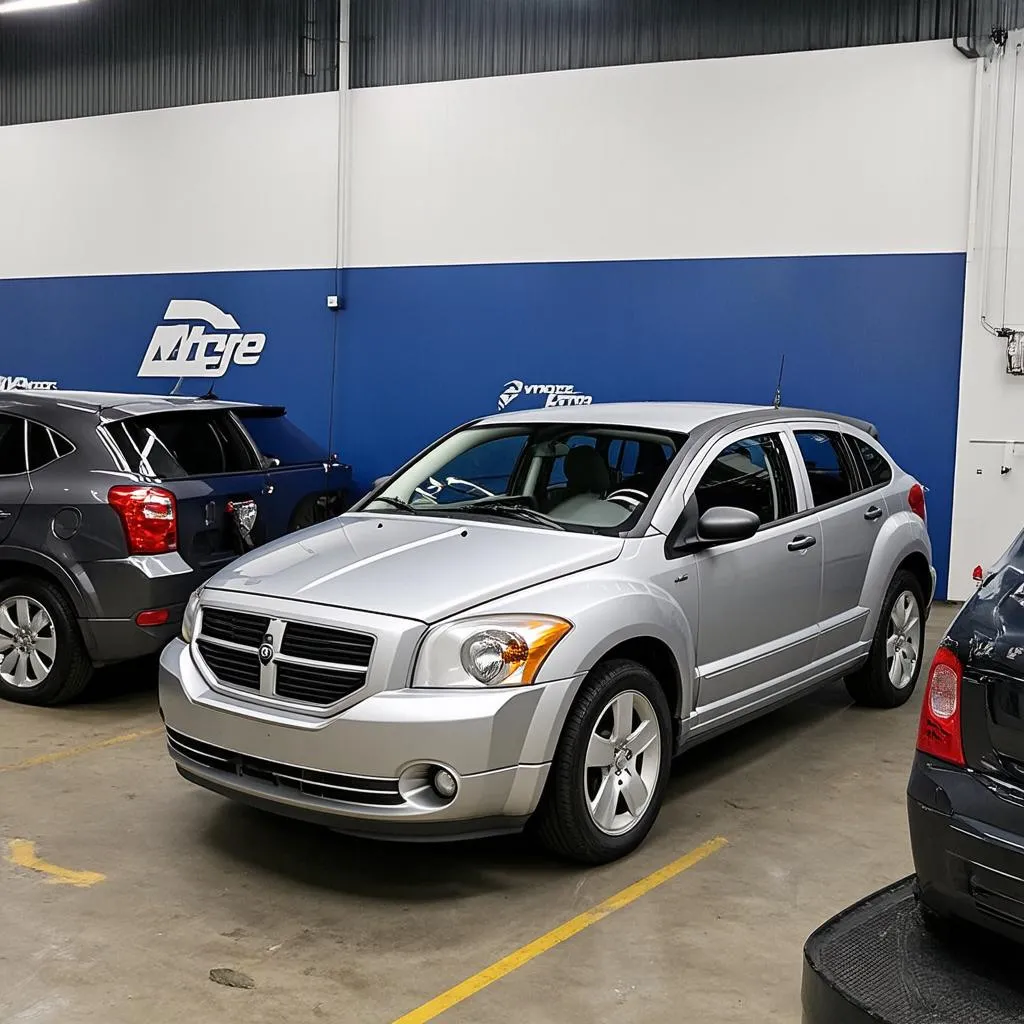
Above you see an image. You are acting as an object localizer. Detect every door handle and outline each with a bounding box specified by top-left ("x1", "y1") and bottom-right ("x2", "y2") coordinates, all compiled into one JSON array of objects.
[
  {"x1": 864, "y1": 505, "x2": 884, "y2": 521},
  {"x1": 788, "y1": 534, "x2": 817, "y2": 552},
  {"x1": 0, "y1": 510, "x2": 11, "y2": 519}
]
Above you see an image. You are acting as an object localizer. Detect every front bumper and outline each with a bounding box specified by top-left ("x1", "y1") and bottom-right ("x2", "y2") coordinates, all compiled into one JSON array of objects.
[
  {"x1": 159, "y1": 639, "x2": 577, "y2": 839},
  {"x1": 908, "y1": 752, "x2": 1024, "y2": 942}
]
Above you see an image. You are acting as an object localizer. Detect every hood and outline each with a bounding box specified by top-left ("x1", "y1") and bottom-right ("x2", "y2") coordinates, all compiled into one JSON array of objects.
[{"x1": 206, "y1": 513, "x2": 624, "y2": 622}]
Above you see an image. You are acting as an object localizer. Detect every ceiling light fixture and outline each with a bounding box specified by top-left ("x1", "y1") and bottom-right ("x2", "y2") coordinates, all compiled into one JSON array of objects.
[{"x1": 0, "y1": 0, "x2": 83, "y2": 13}]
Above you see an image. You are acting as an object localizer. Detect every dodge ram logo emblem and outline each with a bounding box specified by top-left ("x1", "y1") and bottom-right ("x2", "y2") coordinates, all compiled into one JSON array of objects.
[{"x1": 258, "y1": 634, "x2": 274, "y2": 665}]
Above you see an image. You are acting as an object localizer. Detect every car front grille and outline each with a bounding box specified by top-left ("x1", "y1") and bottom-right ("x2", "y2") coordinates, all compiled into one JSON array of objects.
[
  {"x1": 194, "y1": 607, "x2": 374, "y2": 709},
  {"x1": 196, "y1": 639, "x2": 260, "y2": 690},
  {"x1": 201, "y1": 607, "x2": 271, "y2": 647},
  {"x1": 166, "y1": 727, "x2": 403, "y2": 806},
  {"x1": 280, "y1": 621, "x2": 374, "y2": 667},
  {"x1": 274, "y1": 661, "x2": 366, "y2": 705}
]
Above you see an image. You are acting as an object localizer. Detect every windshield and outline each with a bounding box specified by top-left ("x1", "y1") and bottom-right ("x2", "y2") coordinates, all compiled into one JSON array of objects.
[{"x1": 362, "y1": 423, "x2": 687, "y2": 534}]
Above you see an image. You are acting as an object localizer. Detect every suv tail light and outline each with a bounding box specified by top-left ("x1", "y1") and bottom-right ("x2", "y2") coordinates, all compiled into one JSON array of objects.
[
  {"x1": 908, "y1": 483, "x2": 927, "y2": 521},
  {"x1": 108, "y1": 485, "x2": 177, "y2": 555},
  {"x1": 916, "y1": 645, "x2": 965, "y2": 766}
]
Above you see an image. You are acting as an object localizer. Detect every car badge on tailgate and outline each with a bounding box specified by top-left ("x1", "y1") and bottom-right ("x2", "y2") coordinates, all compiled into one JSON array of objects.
[{"x1": 225, "y1": 499, "x2": 258, "y2": 553}]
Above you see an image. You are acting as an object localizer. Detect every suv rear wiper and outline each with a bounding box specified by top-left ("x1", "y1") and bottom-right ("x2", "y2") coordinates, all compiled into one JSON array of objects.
[{"x1": 457, "y1": 501, "x2": 565, "y2": 531}]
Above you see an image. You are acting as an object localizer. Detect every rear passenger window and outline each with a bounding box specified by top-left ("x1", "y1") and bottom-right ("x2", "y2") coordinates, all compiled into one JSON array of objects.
[
  {"x1": 0, "y1": 415, "x2": 25, "y2": 476},
  {"x1": 694, "y1": 434, "x2": 795, "y2": 526},
  {"x1": 27, "y1": 421, "x2": 74, "y2": 471},
  {"x1": 850, "y1": 437, "x2": 893, "y2": 488},
  {"x1": 794, "y1": 431, "x2": 857, "y2": 507},
  {"x1": 108, "y1": 412, "x2": 260, "y2": 479}
]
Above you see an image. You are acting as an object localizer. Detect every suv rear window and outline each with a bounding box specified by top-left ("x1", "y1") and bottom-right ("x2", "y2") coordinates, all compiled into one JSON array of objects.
[
  {"x1": 235, "y1": 411, "x2": 327, "y2": 465},
  {"x1": 108, "y1": 411, "x2": 260, "y2": 479}
]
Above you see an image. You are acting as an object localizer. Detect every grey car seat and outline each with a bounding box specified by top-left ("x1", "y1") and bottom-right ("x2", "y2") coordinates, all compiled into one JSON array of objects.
[{"x1": 549, "y1": 446, "x2": 628, "y2": 526}]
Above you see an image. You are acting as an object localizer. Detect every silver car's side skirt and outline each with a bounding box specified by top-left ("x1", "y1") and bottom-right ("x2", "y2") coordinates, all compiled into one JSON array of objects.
[{"x1": 680, "y1": 642, "x2": 870, "y2": 751}]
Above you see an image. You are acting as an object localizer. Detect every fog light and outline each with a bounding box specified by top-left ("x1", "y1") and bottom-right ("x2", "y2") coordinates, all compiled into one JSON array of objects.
[{"x1": 432, "y1": 768, "x2": 458, "y2": 799}]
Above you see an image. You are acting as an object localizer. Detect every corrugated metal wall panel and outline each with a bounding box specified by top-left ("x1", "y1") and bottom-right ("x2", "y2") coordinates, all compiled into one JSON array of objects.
[
  {"x1": 350, "y1": 0, "x2": 1024, "y2": 88},
  {"x1": 0, "y1": 0, "x2": 339, "y2": 127}
]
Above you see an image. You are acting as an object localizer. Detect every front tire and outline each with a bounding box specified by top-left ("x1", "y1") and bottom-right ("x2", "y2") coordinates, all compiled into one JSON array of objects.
[
  {"x1": 0, "y1": 577, "x2": 93, "y2": 706},
  {"x1": 845, "y1": 569, "x2": 925, "y2": 708},
  {"x1": 534, "y1": 659, "x2": 672, "y2": 864}
]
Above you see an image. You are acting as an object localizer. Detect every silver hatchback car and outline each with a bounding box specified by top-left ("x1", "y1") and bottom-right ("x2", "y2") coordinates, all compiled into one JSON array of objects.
[{"x1": 161, "y1": 402, "x2": 935, "y2": 863}]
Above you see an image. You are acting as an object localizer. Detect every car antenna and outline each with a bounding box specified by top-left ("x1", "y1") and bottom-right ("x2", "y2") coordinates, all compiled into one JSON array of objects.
[
  {"x1": 169, "y1": 376, "x2": 184, "y2": 396},
  {"x1": 197, "y1": 383, "x2": 219, "y2": 401},
  {"x1": 772, "y1": 354, "x2": 786, "y2": 409}
]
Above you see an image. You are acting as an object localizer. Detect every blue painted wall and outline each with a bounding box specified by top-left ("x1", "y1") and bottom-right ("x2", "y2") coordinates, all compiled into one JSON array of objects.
[
  {"x1": 337, "y1": 253, "x2": 966, "y2": 597},
  {"x1": 0, "y1": 252, "x2": 965, "y2": 596},
  {"x1": 0, "y1": 267, "x2": 338, "y2": 446}
]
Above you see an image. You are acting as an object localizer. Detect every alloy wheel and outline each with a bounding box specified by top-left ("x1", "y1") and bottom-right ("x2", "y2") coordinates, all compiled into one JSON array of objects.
[
  {"x1": 584, "y1": 689, "x2": 662, "y2": 835},
  {"x1": 886, "y1": 590, "x2": 921, "y2": 690},
  {"x1": 0, "y1": 596, "x2": 57, "y2": 689}
]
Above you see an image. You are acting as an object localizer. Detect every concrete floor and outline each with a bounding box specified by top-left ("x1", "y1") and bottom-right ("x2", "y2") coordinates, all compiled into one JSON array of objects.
[{"x1": 0, "y1": 604, "x2": 956, "y2": 1024}]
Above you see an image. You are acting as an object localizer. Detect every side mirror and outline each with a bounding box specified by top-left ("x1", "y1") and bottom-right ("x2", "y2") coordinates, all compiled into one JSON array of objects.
[
  {"x1": 669, "y1": 500, "x2": 760, "y2": 555},
  {"x1": 696, "y1": 506, "x2": 760, "y2": 545},
  {"x1": 262, "y1": 455, "x2": 281, "y2": 469},
  {"x1": 372, "y1": 475, "x2": 391, "y2": 490}
]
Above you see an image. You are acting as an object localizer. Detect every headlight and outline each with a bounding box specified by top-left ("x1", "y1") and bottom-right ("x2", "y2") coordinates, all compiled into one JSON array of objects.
[
  {"x1": 181, "y1": 588, "x2": 203, "y2": 643},
  {"x1": 412, "y1": 615, "x2": 572, "y2": 689}
]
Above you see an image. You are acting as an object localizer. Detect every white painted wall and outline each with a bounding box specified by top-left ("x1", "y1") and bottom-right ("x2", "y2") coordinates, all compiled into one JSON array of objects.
[
  {"x1": 0, "y1": 41, "x2": 975, "y2": 275},
  {"x1": 0, "y1": 91, "x2": 340, "y2": 279},
  {"x1": 347, "y1": 41, "x2": 975, "y2": 268},
  {"x1": 949, "y1": 37, "x2": 1024, "y2": 599}
]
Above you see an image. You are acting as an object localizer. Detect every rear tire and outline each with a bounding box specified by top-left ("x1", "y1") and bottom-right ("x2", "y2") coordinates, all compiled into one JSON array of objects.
[
  {"x1": 845, "y1": 569, "x2": 925, "y2": 709},
  {"x1": 533, "y1": 659, "x2": 672, "y2": 864},
  {"x1": 0, "y1": 577, "x2": 93, "y2": 706}
]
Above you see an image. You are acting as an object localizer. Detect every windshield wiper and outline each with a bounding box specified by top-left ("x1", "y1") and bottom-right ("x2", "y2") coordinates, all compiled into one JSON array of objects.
[
  {"x1": 457, "y1": 501, "x2": 565, "y2": 531},
  {"x1": 375, "y1": 496, "x2": 419, "y2": 513}
]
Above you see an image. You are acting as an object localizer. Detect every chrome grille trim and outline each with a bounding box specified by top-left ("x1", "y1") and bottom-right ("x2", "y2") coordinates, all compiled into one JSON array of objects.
[
  {"x1": 195, "y1": 606, "x2": 375, "y2": 710},
  {"x1": 166, "y1": 727, "x2": 403, "y2": 806}
]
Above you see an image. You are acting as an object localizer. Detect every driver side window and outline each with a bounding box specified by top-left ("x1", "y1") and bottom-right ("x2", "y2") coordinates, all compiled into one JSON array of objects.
[{"x1": 694, "y1": 433, "x2": 795, "y2": 526}]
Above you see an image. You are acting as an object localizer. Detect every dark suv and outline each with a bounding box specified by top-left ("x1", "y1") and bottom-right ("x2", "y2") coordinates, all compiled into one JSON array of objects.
[
  {"x1": 0, "y1": 390, "x2": 351, "y2": 706},
  {"x1": 909, "y1": 524, "x2": 1024, "y2": 940}
]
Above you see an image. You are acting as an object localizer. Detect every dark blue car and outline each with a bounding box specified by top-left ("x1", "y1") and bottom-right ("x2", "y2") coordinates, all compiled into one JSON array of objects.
[{"x1": 234, "y1": 404, "x2": 352, "y2": 533}]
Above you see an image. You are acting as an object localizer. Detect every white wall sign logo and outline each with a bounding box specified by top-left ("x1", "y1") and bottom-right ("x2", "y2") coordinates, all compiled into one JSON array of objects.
[
  {"x1": 0, "y1": 376, "x2": 57, "y2": 391},
  {"x1": 137, "y1": 300, "x2": 266, "y2": 378},
  {"x1": 497, "y1": 379, "x2": 593, "y2": 411}
]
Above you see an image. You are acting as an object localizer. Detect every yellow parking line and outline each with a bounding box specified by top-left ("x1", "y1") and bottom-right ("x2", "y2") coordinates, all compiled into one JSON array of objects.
[
  {"x1": 392, "y1": 835, "x2": 728, "y2": 1024},
  {"x1": 0, "y1": 726, "x2": 163, "y2": 773},
  {"x1": 6, "y1": 839, "x2": 106, "y2": 887}
]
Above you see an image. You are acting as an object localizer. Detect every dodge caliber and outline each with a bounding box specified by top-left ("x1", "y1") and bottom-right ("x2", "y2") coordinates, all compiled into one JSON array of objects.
[{"x1": 161, "y1": 402, "x2": 935, "y2": 863}]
